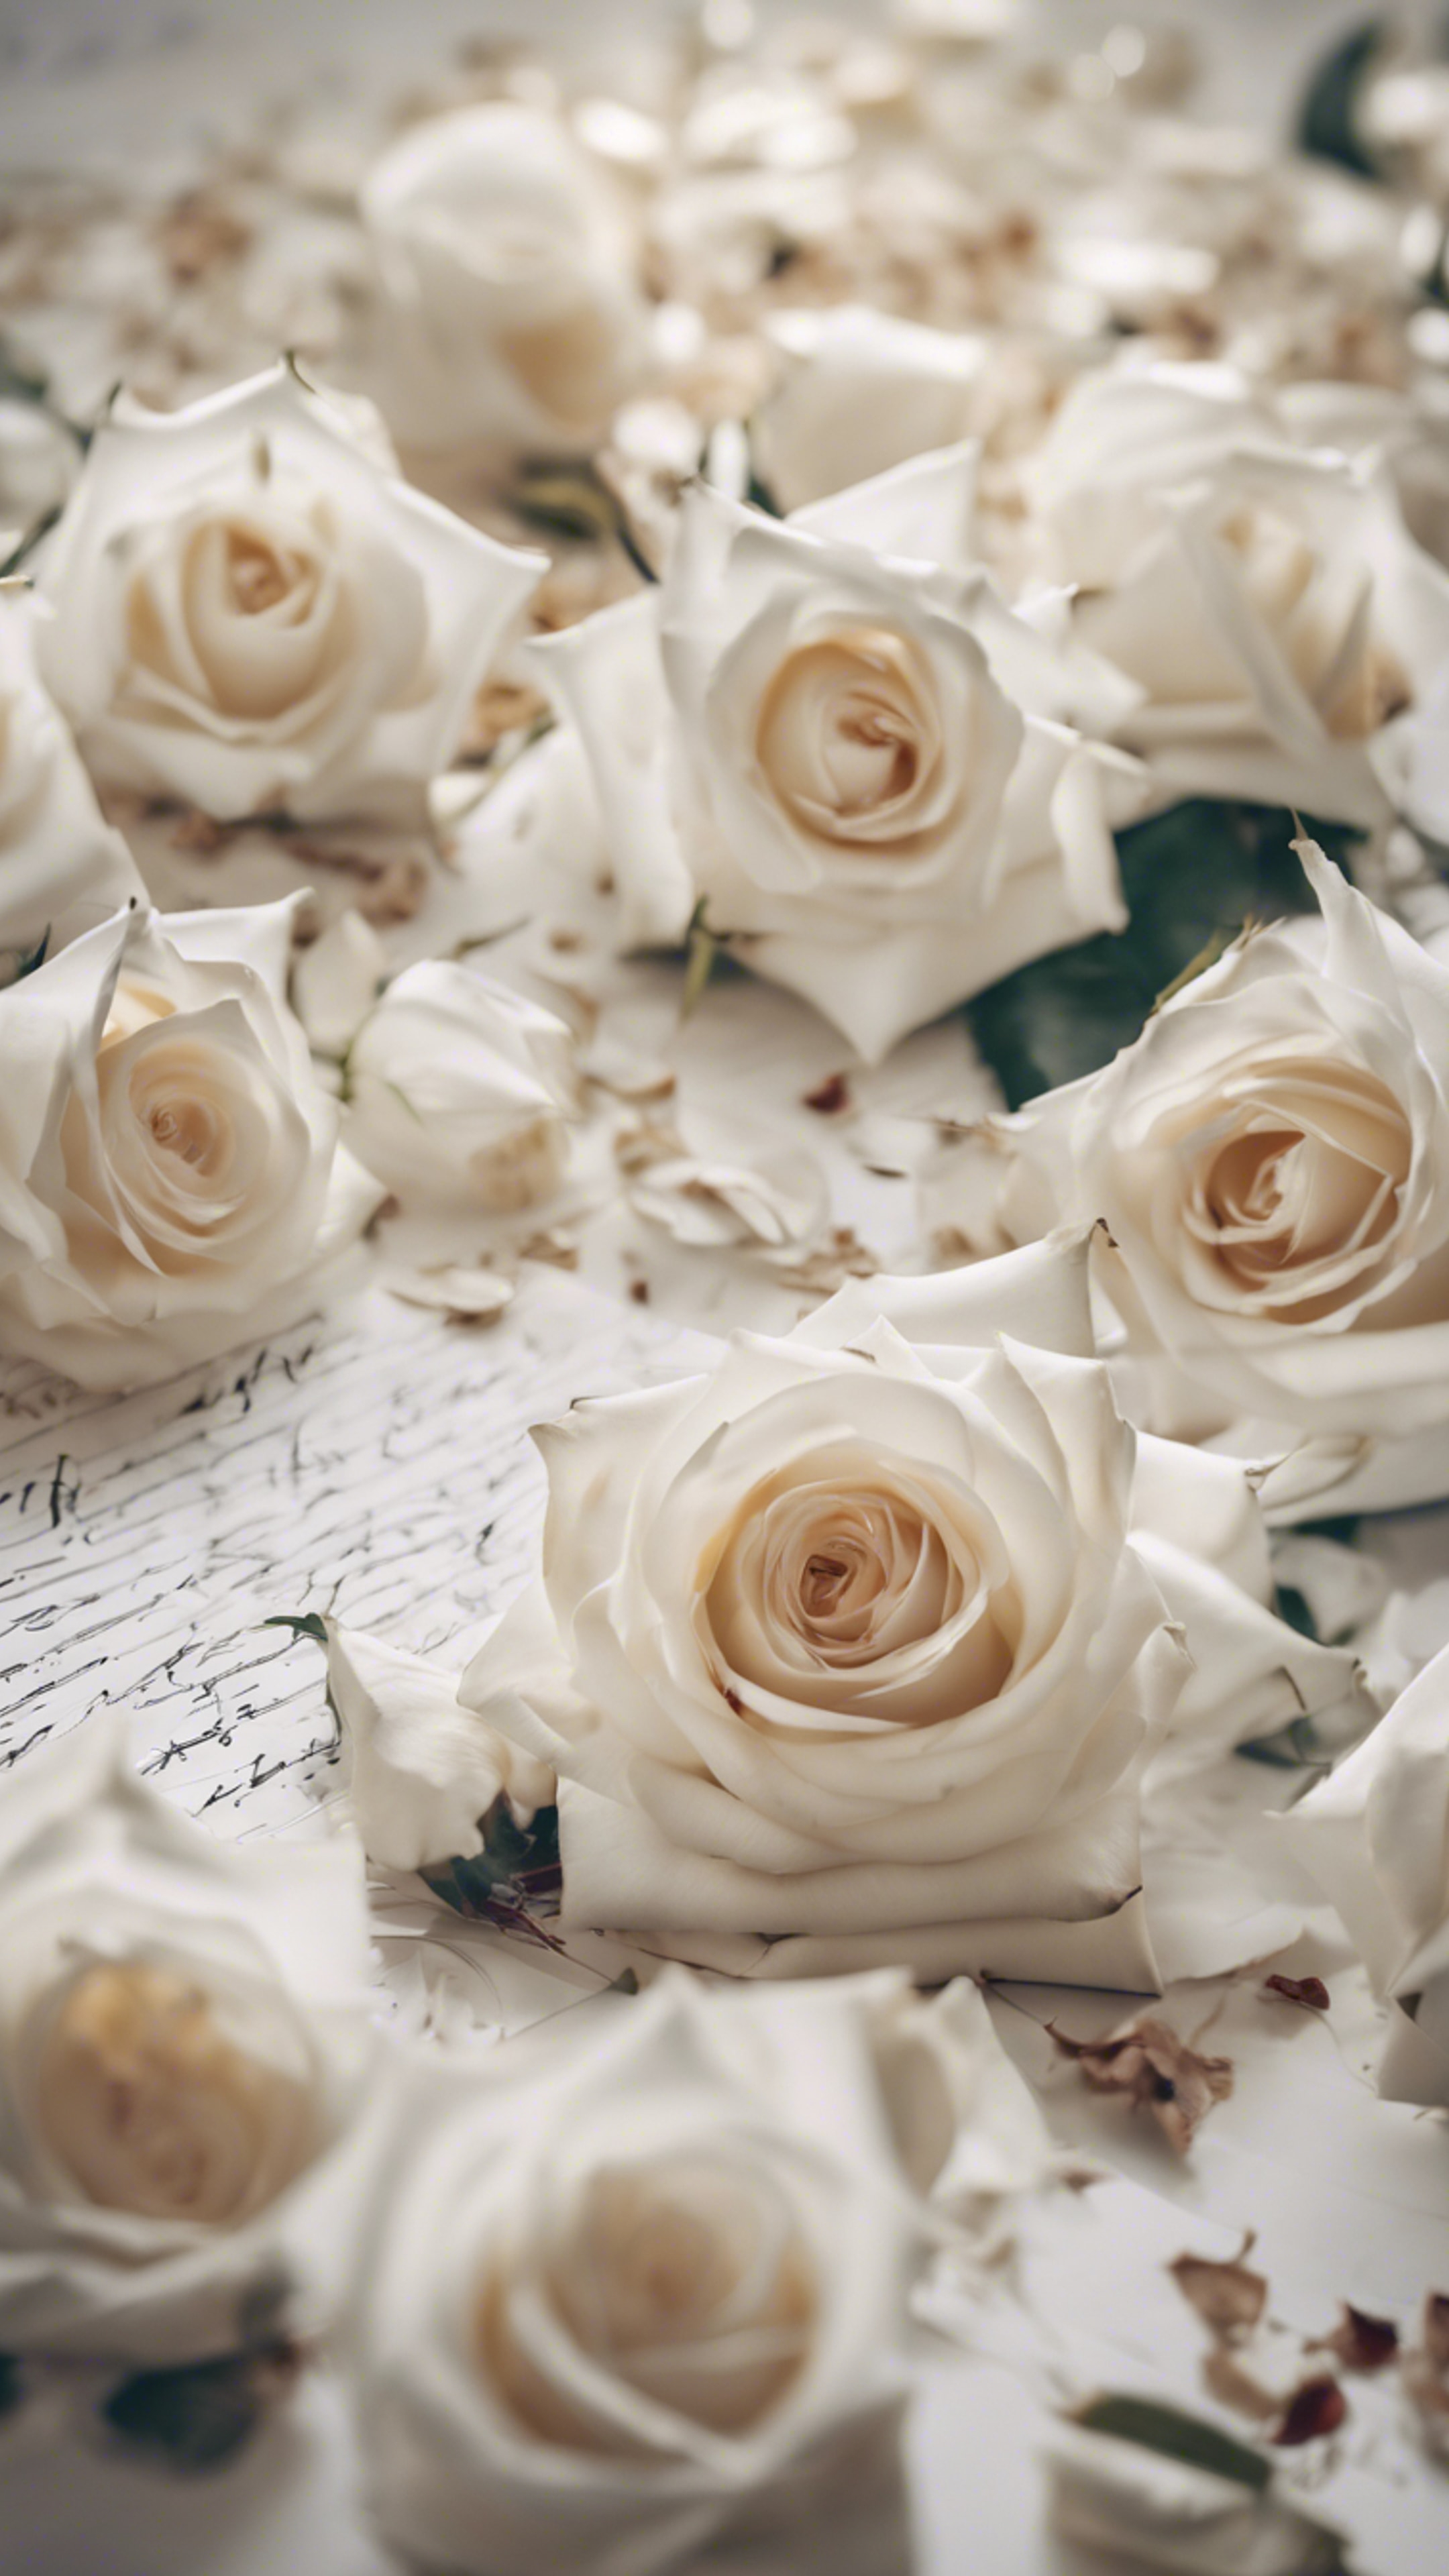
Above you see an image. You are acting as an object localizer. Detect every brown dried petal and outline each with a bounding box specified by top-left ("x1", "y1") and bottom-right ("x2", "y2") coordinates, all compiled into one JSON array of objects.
[
  {"x1": 1202, "y1": 2346, "x2": 1281, "y2": 2424},
  {"x1": 1273, "y1": 2378, "x2": 1347, "y2": 2448},
  {"x1": 1051, "y1": 2017, "x2": 1234, "y2": 2157},
  {"x1": 1320, "y1": 2305, "x2": 1399, "y2": 2373},
  {"x1": 803, "y1": 1072, "x2": 851, "y2": 1116},
  {"x1": 1424, "y1": 2293, "x2": 1449, "y2": 2373},
  {"x1": 1262, "y1": 1973, "x2": 1330, "y2": 2012},
  {"x1": 1170, "y1": 2247, "x2": 1268, "y2": 2339}
]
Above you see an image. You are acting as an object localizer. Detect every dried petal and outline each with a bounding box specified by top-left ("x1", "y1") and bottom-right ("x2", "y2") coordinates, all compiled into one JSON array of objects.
[
  {"x1": 1320, "y1": 2305, "x2": 1399, "y2": 2373},
  {"x1": 1262, "y1": 1974, "x2": 1330, "y2": 2012},
  {"x1": 803, "y1": 1072, "x2": 851, "y2": 1116},
  {"x1": 1272, "y1": 2378, "x2": 1347, "y2": 2448},
  {"x1": 1170, "y1": 2247, "x2": 1268, "y2": 2339},
  {"x1": 1051, "y1": 2017, "x2": 1234, "y2": 2157}
]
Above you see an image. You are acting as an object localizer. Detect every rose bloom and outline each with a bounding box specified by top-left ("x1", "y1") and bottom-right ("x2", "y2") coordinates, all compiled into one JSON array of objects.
[
  {"x1": 0, "y1": 896, "x2": 381, "y2": 1391},
  {"x1": 926, "y1": 847, "x2": 1449, "y2": 1516},
  {"x1": 360, "y1": 102, "x2": 652, "y2": 460},
  {"x1": 324, "y1": 1623, "x2": 557, "y2": 1876},
  {"x1": 0, "y1": 587, "x2": 142, "y2": 964},
  {"x1": 343, "y1": 1968, "x2": 1044, "y2": 2576},
  {"x1": 1283, "y1": 1639, "x2": 1449, "y2": 2110},
  {"x1": 535, "y1": 447, "x2": 1143, "y2": 1063},
  {"x1": 1024, "y1": 360, "x2": 1449, "y2": 827},
  {"x1": 343, "y1": 960, "x2": 580, "y2": 1216},
  {"x1": 453, "y1": 1234, "x2": 1364, "y2": 1987},
  {"x1": 34, "y1": 364, "x2": 543, "y2": 830},
  {"x1": 0, "y1": 1718, "x2": 374, "y2": 2363}
]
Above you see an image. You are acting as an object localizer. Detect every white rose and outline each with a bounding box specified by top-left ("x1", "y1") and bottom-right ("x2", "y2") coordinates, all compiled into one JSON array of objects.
[
  {"x1": 360, "y1": 103, "x2": 652, "y2": 460},
  {"x1": 1026, "y1": 360, "x2": 1449, "y2": 826},
  {"x1": 343, "y1": 1966, "x2": 1038, "y2": 2576},
  {"x1": 752, "y1": 307, "x2": 987, "y2": 513},
  {"x1": 342, "y1": 959, "x2": 579, "y2": 1215},
  {"x1": 454, "y1": 1233, "x2": 1363, "y2": 1986},
  {"x1": 0, "y1": 587, "x2": 142, "y2": 965},
  {"x1": 1282, "y1": 1640, "x2": 1449, "y2": 2108},
  {"x1": 0, "y1": 896, "x2": 382, "y2": 1392},
  {"x1": 0, "y1": 1717, "x2": 374, "y2": 2364},
  {"x1": 324, "y1": 1623, "x2": 557, "y2": 1876},
  {"x1": 928, "y1": 845, "x2": 1449, "y2": 1516},
  {"x1": 34, "y1": 364, "x2": 544, "y2": 829},
  {"x1": 535, "y1": 447, "x2": 1142, "y2": 1064}
]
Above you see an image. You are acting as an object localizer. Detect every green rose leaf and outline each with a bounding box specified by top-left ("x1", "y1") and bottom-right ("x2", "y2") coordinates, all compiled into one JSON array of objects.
[
  {"x1": 262, "y1": 1613, "x2": 329, "y2": 1646},
  {"x1": 965, "y1": 802, "x2": 1360, "y2": 1110},
  {"x1": 421, "y1": 1800, "x2": 561, "y2": 1925},
  {"x1": 1297, "y1": 20, "x2": 1389, "y2": 178},
  {"x1": 1075, "y1": 2392, "x2": 1275, "y2": 2493},
  {"x1": 101, "y1": 2343, "x2": 297, "y2": 2474}
]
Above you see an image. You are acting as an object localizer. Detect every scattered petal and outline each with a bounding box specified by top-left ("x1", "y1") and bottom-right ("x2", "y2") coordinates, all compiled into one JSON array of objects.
[
  {"x1": 1271, "y1": 2378, "x2": 1347, "y2": 2449},
  {"x1": 1261, "y1": 1974, "x2": 1330, "y2": 2012},
  {"x1": 1169, "y1": 2247, "x2": 1268, "y2": 2339},
  {"x1": 381, "y1": 1264, "x2": 517, "y2": 1324},
  {"x1": 1050, "y1": 2017, "x2": 1234, "y2": 2157},
  {"x1": 1319, "y1": 2306, "x2": 1399, "y2": 2373},
  {"x1": 803, "y1": 1071, "x2": 852, "y2": 1116}
]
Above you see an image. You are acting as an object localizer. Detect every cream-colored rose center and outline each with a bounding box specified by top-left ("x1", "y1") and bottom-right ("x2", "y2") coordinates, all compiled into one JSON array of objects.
[
  {"x1": 755, "y1": 627, "x2": 945, "y2": 845},
  {"x1": 1176, "y1": 1057, "x2": 1412, "y2": 1313},
  {"x1": 480, "y1": 2154, "x2": 816, "y2": 2451},
  {"x1": 700, "y1": 1454, "x2": 1019, "y2": 1721},
  {"x1": 124, "y1": 501, "x2": 356, "y2": 728},
  {"x1": 30, "y1": 1962, "x2": 310, "y2": 2226},
  {"x1": 1218, "y1": 504, "x2": 1408, "y2": 738}
]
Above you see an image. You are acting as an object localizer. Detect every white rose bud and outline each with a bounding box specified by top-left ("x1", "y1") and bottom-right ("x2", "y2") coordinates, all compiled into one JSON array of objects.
[
  {"x1": 343, "y1": 1968, "x2": 1039, "y2": 2576},
  {"x1": 453, "y1": 1234, "x2": 1366, "y2": 1986},
  {"x1": 343, "y1": 960, "x2": 579, "y2": 1215},
  {"x1": 0, "y1": 586, "x2": 142, "y2": 965},
  {"x1": 360, "y1": 103, "x2": 652, "y2": 460},
  {"x1": 927, "y1": 845, "x2": 1449, "y2": 1516},
  {"x1": 535, "y1": 449, "x2": 1143, "y2": 1064},
  {"x1": 324, "y1": 1623, "x2": 557, "y2": 1876},
  {"x1": 0, "y1": 1717, "x2": 375, "y2": 2364},
  {"x1": 34, "y1": 364, "x2": 544, "y2": 830},
  {"x1": 1282, "y1": 1639, "x2": 1449, "y2": 2108},
  {"x1": 1026, "y1": 360, "x2": 1449, "y2": 827},
  {"x1": 0, "y1": 896, "x2": 382, "y2": 1391}
]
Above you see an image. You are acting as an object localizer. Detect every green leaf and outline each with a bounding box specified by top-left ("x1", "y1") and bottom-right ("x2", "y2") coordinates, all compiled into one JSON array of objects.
[
  {"x1": 966, "y1": 802, "x2": 1359, "y2": 1110},
  {"x1": 262, "y1": 1613, "x2": 328, "y2": 1647},
  {"x1": 682, "y1": 903, "x2": 720, "y2": 1021},
  {"x1": 1273, "y1": 1584, "x2": 1318, "y2": 1644},
  {"x1": 0, "y1": 502, "x2": 62, "y2": 580},
  {"x1": 0, "y1": 2354, "x2": 23, "y2": 2420},
  {"x1": 1297, "y1": 1515, "x2": 1362, "y2": 1550},
  {"x1": 1075, "y1": 2393, "x2": 1273, "y2": 2493},
  {"x1": 421, "y1": 1801, "x2": 561, "y2": 1922},
  {"x1": 101, "y1": 2345, "x2": 293, "y2": 2473},
  {"x1": 513, "y1": 463, "x2": 657, "y2": 584},
  {"x1": 1297, "y1": 21, "x2": 1388, "y2": 178},
  {"x1": 1238, "y1": 1717, "x2": 1328, "y2": 1771}
]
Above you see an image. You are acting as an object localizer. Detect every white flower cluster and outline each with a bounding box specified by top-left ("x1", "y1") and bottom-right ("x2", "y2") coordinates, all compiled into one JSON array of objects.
[
  {"x1": 6, "y1": 8, "x2": 1449, "y2": 2566},
  {"x1": 0, "y1": 1725, "x2": 1049, "y2": 2574}
]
